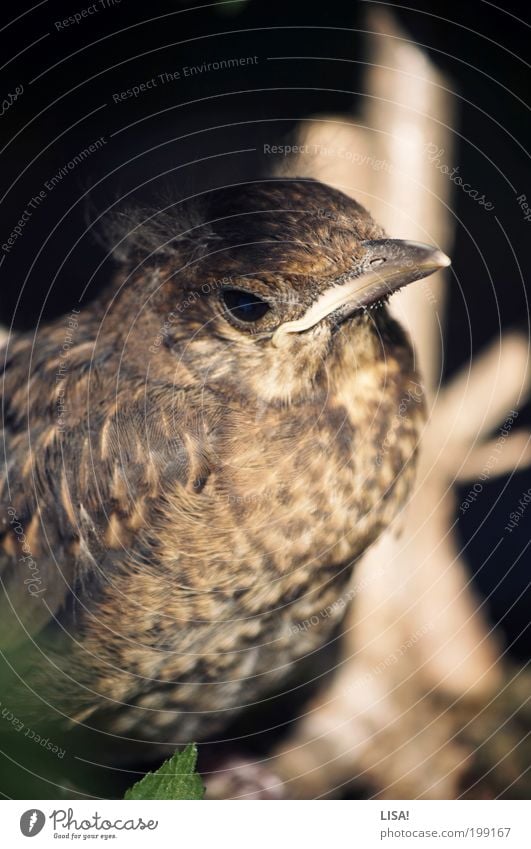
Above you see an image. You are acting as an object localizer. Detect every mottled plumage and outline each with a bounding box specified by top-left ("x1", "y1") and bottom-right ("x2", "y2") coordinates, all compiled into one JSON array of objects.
[{"x1": 0, "y1": 179, "x2": 447, "y2": 745}]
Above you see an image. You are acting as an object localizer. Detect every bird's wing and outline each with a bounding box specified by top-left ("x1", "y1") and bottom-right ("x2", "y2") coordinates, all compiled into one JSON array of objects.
[{"x1": 0, "y1": 356, "x2": 216, "y2": 651}]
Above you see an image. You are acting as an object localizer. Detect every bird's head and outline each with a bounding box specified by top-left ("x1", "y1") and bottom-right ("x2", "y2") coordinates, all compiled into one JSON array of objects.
[{"x1": 112, "y1": 179, "x2": 449, "y2": 403}]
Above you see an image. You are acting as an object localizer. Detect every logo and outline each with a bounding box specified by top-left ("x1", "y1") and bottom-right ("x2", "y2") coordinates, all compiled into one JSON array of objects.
[{"x1": 20, "y1": 810, "x2": 46, "y2": 837}]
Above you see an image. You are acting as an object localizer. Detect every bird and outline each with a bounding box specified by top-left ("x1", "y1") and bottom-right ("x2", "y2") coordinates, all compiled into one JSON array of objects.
[{"x1": 0, "y1": 178, "x2": 449, "y2": 747}]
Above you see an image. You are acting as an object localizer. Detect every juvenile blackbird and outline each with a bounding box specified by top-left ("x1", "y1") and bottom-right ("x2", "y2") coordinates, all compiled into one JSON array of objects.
[{"x1": 0, "y1": 179, "x2": 449, "y2": 744}]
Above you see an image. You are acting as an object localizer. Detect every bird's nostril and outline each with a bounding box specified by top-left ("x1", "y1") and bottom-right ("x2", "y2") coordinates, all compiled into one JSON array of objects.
[{"x1": 370, "y1": 257, "x2": 386, "y2": 267}]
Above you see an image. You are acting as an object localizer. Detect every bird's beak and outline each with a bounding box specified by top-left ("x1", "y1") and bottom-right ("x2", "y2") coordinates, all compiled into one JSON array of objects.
[
  {"x1": 271, "y1": 239, "x2": 450, "y2": 346},
  {"x1": 356, "y1": 239, "x2": 451, "y2": 301}
]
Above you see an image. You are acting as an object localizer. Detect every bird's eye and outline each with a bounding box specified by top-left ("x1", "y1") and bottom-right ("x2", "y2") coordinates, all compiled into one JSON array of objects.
[{"x1": 221, "y1": 288, "x2": 271, "y2": 323}]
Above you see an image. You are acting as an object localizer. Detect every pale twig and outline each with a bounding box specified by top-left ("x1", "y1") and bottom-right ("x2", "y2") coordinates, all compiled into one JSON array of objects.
[{"x1": 267, "y1": 7, "x2": 531, "y2": 801}]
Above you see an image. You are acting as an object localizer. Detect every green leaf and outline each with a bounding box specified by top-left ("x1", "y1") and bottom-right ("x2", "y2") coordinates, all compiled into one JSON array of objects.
[{"x1": 124, "y1": 744, "x2": 204, "y2": 800}]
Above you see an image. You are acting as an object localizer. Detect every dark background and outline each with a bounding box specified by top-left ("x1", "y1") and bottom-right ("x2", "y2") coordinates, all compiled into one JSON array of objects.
[{"x1": 0, "y1": 0, "x2": 529, "y2": 795}]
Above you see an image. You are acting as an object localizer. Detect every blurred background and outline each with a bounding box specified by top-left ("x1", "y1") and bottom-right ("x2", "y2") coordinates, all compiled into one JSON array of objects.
[{"x1": 0, "y1": 0, "x2": 529, "y2": 799}]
